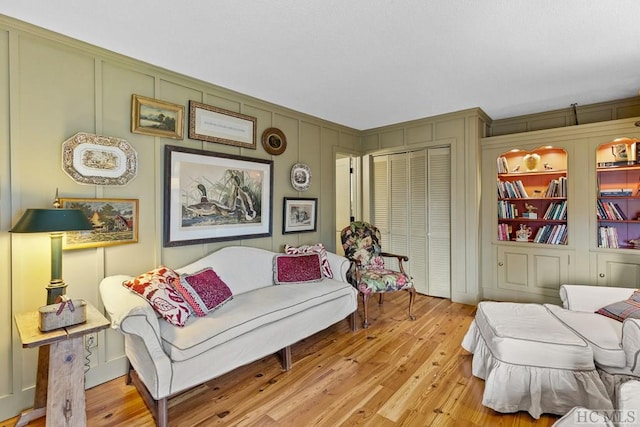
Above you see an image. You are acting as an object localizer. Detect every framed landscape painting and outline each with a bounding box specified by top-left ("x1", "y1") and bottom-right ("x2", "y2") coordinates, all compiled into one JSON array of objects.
[
  {"x1": 164, "y1": 145, "x2": 273, "y2": 246},
  {"x1": 131, "y1": 94, "x2": 184, "y2": 140},
  {"x1": 59, "y1": 198, "x2": 139, "y2": 249}
]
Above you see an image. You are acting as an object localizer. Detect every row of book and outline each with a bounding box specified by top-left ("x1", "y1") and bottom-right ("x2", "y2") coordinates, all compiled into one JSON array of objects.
[
  {"x1": 497, "y1": 179, "x2": 529, "y2": 198},
  {"x1": 598, "y1": 226, "x2": 620, "y2": 248},
  {"x1": 497, "y1": 156, "x2": 510, "y2": 174},
  {"x1": 545, "y1": 177, "x2": 567, "y2": 197},
  {"x1": 543, "y1": 200, "x2": 567, "y2": 220},
  {"x1": 533, "y1": 224, "x2": 567, "y2": 244},
  {"x1": 497, "y1": 201, "x2": 518, "y2": 219},
  {"x1": 497, "y1": 223, "x2": 512, "y2": 241},
  {"x1": 596, "y1": 200, "x2": 628, "y2": 220},
  {"x1": 600, "y1": 188, "x2": 634, "y2": 197}
]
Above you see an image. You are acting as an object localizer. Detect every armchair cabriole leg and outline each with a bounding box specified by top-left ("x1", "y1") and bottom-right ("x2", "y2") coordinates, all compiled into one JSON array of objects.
[
  {"x1": 361, "y1": 292, "x2": 370, "y2": 329},
  {"x1": 408, "y1": 287, "x2": 416, "y2": 321}
]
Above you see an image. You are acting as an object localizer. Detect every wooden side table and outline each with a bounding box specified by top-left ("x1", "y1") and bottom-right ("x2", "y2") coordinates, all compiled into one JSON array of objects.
[{"x1": 14, "y1": 303, "x2": 110, "y2": 427}]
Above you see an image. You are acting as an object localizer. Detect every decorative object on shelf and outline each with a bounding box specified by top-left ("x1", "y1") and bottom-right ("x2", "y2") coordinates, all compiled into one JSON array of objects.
[
  {"x1": 283, "y1": 197, "x2": 317, "y2": 233},
  {"x1": 188, "y1": 100, "x2": 257, "y2": 149},
  {"x1": 511, "y1": 165, "x2": 520, "y2": 172},
  {"x1": 515, "y1": 224, "x2": 532, "y2": 242},
  {"x1": 290, "y1": 163, "x2": 311, "y2": 191},
  {"x1": 9, "y1": 197, "x2": 93, "y2": 304},
  {"x1": 164, "y1": 145, "x2": 273, "y2": 247},
  {"x1": 62, "y1": 132, "x2": 138, "y2": 186},
  {"x1": 544, "y1": 163, "x2": 553, "y2": 170},
  {"x1": 261, "y1": 127, "x2": 287, "y2": 155},
  {"x1": 131, "y1": 94, "x2": 185, "y2": 140},
  {"x1": 58, "y1": 198, "x2": 139, "y2": 249},
  {"x1": 523, "y1": 153, "x2": 541, "y2": 171},
  {"x1": 38, "y1": 296, "x2": 87, "y2": 331},
  {"x1": 611, "y1": 143, "x2": 629, "y2": 162}
]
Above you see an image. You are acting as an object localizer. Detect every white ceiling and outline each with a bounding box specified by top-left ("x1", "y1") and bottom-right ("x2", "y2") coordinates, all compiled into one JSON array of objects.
[{"x1": 2, "y1": 1, "x2": 640, "y2": 130}]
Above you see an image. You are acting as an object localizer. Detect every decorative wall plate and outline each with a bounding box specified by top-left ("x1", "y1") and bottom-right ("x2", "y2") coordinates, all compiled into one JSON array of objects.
[
  {"x1": 62, "y1": 132, "x2": 138, "y2": 186},
  {"x1": 291, "y1": 163, "x2": 311, "y2": 191},
  {"x1": 261, "y1": 127, "x2": 287, "y2": 155}
]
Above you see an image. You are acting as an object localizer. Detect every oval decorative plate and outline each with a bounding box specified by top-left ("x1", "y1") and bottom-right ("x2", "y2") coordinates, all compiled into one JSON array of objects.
[
  {"x1": 62, "y1": 132, "x2": 138, "y2": 186},
  {"x1": 291, "y1": 163, "x2": 311, "y2": 191}
]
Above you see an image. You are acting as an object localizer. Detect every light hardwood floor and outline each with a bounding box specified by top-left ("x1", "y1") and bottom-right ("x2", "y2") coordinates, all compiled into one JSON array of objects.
[{"x1": 2, "y1": 293, "x2": 559, "y2": 426}]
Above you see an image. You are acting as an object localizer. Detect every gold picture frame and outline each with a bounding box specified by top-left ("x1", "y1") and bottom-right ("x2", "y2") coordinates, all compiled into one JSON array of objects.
[
  {"x1": 59, "y1": 198, "x2": 139, "y2": 250},
  {"x1": 188, "y1": 100, "x2": 257, "y2": 149},
  {"x1": 131, "y1": 94, "x2": 185, "y2": 140}
]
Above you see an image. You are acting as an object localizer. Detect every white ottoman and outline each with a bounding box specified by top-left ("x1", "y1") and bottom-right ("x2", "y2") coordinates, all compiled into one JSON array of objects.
[{"x1": 462, "y1": 301, "x2": 613, "y2": 419}]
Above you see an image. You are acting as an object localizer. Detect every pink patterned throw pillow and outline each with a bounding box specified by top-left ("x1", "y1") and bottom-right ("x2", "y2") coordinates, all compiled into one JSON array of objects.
[
  {"x1": 285, "y1": 243, "x2": 333, "y2": 279},
  {"x1": 122, "y1": 266, "x2": 192, "y2": 327},
  {"x1": 174, "y1": 268, "x2": 233, "y2": 317},
  {"x1": 274, "y1": 253, "x2": 323, "y2": 284}
]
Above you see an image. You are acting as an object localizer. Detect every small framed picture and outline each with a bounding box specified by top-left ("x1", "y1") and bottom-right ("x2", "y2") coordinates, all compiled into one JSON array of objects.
[
  {"x1": 131, "y1": 94, "x2": 185, "y2": 140},
  {"x1": 188, "y1": 100, "x2": 257, "y2": 149},
  {"x1": 283, "y1": 197, "x2": 317, "y2": 234},
  {"x1": 261, "y1": 127, "x2": 287, "y2": 155},
  {"x1": 58, "y1": 198, "x2": 139, "y2": 250}
]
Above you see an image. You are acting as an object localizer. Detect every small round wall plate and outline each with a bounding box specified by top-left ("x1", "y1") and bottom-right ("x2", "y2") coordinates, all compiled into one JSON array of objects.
[
  {"x1": 291, "y1": 163, "x2": 311, "y2": 191},
  {"x1": 261, "y1": 127, "x2": 287, "y2": 155}
]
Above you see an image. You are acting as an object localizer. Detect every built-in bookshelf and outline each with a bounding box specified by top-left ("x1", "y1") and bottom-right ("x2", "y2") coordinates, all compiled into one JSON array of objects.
[
  {"x1": 596, "y1": 138, "x2": 640, "y2": 249},
  {"x1": 496, "y1": 147, "x2": 568, "y2": 244}
]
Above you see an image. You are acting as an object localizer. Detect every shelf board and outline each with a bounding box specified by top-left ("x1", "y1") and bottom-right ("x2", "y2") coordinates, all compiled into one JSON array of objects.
[
  {"x1": 499, "y1": 170, "x2": 567, "y2": 177},
  {"x1": 597, "y1": 165, "x2": 640, "y2": 172},
  {"x1": 598, "y1": 195, "x2": 640, "y2": 199},
  {"x1": 499, "y1": 197, "x2": 566, "y2": 201},
  {"x1": 499, "y1": 219, "x2": 566, "y2": 223},
  {"x1": 597, "y1": 219, "x2": 640, "y2": 223}
]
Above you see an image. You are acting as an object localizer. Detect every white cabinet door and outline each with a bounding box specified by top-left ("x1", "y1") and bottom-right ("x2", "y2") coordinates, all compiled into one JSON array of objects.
[
  {"x1": 596, "y1": 253, "x2": 640, "y2": 288},
  {"x1": 497, "y1": 246, "x2": 572, "y2": 298}
]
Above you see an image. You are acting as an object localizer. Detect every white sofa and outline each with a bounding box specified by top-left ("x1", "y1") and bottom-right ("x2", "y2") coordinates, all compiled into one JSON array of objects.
[
  {"x1": 545, "y1": 285, "x2": 640, "y2": 400},
  {"x1": 99, "y1": 246, "x2": 358, "y2": 427}
]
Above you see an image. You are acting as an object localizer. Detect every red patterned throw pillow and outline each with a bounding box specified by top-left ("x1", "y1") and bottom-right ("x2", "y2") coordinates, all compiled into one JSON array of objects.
[
  {"x1": 595, "y1": 290, "x2": 640, "y2": 322},
  {"x1": 174, "y1": 268, "x2": 233, "y2": 317},
  {"x1": 284, "y1": 243, "x2": 333, "y2": 279},
  {"x1": 122, "y1": 266, "x2": 192, "y2": 327},
  {"x1": 274, "y1": 253, "x2": 323, "y2": 284}
]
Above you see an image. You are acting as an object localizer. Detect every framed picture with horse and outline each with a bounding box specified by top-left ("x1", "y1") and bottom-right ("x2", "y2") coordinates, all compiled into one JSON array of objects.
[{"x1": 163, "y1": 145, "x2": 273, "y2": 246}]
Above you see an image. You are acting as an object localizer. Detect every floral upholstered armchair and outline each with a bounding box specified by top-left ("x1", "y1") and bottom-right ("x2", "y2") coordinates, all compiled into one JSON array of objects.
[{"x1": 341, "y1": 221, "x2": 416, "y2": 328}]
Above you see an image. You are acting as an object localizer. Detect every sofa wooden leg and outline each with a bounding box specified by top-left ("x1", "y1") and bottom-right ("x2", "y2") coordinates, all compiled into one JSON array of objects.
[
  {"x1": 125, "y1": 359, "x2": 132, "y2": 385},
  {"x1": 279, "y1": 346, "x2": 292, "y2": 371},
  {"x1": 157, "y1": 397, "x2": 168, "y2": 427},
  {"x1": 408, "y1": 287, "x2": 416, "y2": 321}
]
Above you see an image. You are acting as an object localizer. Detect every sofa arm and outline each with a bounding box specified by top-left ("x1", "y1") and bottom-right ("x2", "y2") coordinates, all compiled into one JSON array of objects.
[
  {"x1": 622, "y1": 318, "x2": 640, "y2": 375},
  {"x1": 325, "y1": 251, "x2": 350, "y2": 282},
  {"x1": 559, "y1": 284, "x2": 635, "y2": 312}
]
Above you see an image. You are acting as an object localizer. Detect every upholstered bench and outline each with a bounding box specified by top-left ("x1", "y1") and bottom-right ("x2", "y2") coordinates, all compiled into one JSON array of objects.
[{"x1": 462, "y1": 301, "x2": 613, "y2": 419}]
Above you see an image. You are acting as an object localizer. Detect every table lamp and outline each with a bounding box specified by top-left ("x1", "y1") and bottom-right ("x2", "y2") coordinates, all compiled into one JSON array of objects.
[{"x1": 10, "y1": 208, "x2": 93, "y2": 304}]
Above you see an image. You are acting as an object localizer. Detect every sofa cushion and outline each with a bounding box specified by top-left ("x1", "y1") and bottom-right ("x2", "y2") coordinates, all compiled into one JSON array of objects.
[
  {"x1": 545, "y1": 304, "x2": 625, "y2": 368},
  {"x1": 273, "y1": 253, "x2": 323, "y2": 284},
  {"x1": 159, "y1": 279, "x2": 354, "y2": 362},
  {"x1": 174, "y1": 268, "x2": 233, "y2": 317},
  {"x1": 285, "y1": 243, "x2": 333, "y2": 278},
  {"x1": 595, "y1": 290, "x2": 640, "y2": 322},
  {"x1": 122, "y1": 266, "x2": 192, "y2": 327}
]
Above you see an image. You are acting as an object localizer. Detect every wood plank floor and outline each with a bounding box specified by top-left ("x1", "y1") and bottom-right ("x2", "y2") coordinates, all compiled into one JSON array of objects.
[{"x1": 2, "y1": 293, "x2": 560, "y2": 426}]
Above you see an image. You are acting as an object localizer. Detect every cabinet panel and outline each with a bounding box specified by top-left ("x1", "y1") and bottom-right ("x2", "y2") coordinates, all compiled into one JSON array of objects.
[
  {"x1": 596, "y1": 253, "x2": 640, "y2": 287},
  {"x1": 497, "y1": 246, "x2": 569, "y2": 297}
]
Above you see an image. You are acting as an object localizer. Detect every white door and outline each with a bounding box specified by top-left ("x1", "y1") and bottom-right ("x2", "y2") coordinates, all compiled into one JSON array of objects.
[{"x1": 335, "y1": 156, "x2": 353, "y2": 256}]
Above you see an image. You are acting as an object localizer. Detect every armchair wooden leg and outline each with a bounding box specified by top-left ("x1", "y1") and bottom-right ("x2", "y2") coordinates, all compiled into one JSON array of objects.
[
  {"x1": 378, "y1": 293, "x2": 384, "y2": 304},
  {"x1": 407, "y1": 287, "x2": 416, "y2": 321},
  {"x1": 361, "y1": 292, "x2": 370, "y2": 329}
]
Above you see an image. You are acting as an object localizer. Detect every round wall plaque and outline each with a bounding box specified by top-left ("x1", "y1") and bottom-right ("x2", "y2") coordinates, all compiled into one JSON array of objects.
[
  {"x1": 291, "y1": 163, "x2": 311, "y2": 191},
  {"x1": 261, "y1": 127, "x2": 287, "y2": 155}
]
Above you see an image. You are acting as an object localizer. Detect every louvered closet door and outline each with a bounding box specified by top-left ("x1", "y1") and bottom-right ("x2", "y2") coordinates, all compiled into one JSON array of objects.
[
  {"x1": 426, "y1": 147, "x2": 451, "y2": 298},
  {"x1": 371, "y1": 148, "x2": 451, "y2": 297}
]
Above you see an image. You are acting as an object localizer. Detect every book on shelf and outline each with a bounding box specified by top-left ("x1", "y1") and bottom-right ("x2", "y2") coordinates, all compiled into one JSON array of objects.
[
  {"x1": 600, "y1": 188, "x2": 633, "y2": 197},
  {"x1": 598, "y1": 226, "x2": 619, "y2": 248},
  {"x1": 534, "y1": 224, "x2": 567, "y2": 245},
  {"x1": 497, "y1": 156, "x2": 509, "y2": 174},
  {"x1": 597, "y1": 160, "x2": 636, "y2": 168}
]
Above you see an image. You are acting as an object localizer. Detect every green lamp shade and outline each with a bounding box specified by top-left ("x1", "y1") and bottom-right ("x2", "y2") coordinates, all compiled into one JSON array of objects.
[{"x1": 10, "y1": 209, "x2": 93, "y2": 233}]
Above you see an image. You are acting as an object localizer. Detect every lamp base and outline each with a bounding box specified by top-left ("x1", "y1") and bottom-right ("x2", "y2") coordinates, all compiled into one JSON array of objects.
[{"x1": 46, "y1": 282, "x2": 67, "y2": 305}]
